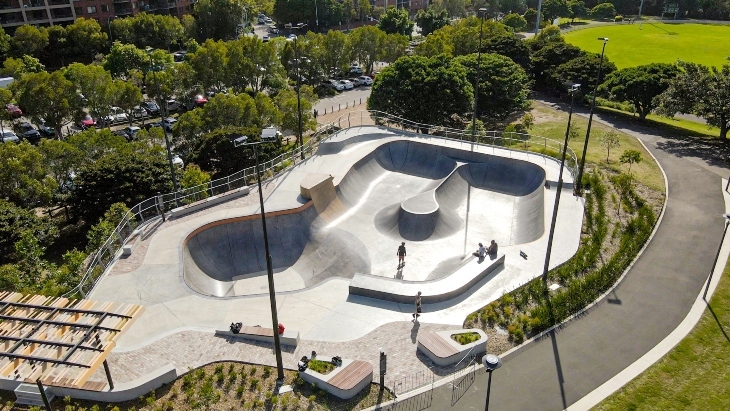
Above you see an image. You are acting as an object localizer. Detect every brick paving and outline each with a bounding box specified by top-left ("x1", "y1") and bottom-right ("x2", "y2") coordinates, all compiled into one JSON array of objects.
[{"x1": 92, "y1": 321, "x2": 475, "y2": 386}]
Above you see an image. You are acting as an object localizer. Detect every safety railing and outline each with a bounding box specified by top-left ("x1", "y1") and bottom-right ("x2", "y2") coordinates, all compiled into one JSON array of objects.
[{"x1": 65, "y1": 110, "x2": 578, "y2": 298}]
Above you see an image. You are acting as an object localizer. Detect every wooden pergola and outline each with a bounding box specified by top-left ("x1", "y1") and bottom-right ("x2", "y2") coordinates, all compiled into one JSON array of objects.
[{"x1": 0, "y1": 292, "x2": 144, "y2": 392}]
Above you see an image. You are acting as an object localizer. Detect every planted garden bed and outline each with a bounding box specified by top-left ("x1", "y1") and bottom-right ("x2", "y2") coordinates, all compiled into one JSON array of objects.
[
  {"x1": 451, "y1": 332, "x2": 481, "y2": 345},
  {"x1": 308, "y1": 359, "x2": 337, "y2": 375}
]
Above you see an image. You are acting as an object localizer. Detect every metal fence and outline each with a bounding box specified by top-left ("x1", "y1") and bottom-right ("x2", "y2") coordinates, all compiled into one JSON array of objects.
[{"x1": 65, "y1": 110, "x2": 578, "y2": 298}]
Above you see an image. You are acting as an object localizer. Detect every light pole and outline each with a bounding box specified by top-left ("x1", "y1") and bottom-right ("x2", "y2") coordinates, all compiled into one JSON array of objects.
[
  {"x1": 541, "y1": 83, "x2": 580, "y2": 287},
  {"x1": 483, "y1": 354, "x2": 502, "y2": 411},
  {"x1": 703, "y1": 214, "x2": 730, "y2": 300},
  {"x1": 106, "y1": 16, "x2": 117, "y2": 44},
  {"x1": 146, "y1": 48, "x2": 180, "y2": 207},
  {"x1": 535, "y1": 0, "x2": 544, "y2": 34},
  {"x1": 287, "y1": 35, "x2": 306, "y2": 160},
  {"x1": 233, "y1": 129, "x2": 286, "y2": 385},
  {"x1": 314, "y1": 0, "x2": 319, "y2": 32},
  {"x1": 470, "y1": 8, "x2": 488, "y2": 143},
  {"x1": 575, "y1": 38, "x2": 609, "y2": 196}
]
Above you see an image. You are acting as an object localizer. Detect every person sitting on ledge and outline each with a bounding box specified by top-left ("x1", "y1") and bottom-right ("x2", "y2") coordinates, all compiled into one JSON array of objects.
[
  {"x1": 473, "y1": 243, "x2": 486, "y2": 258},
  {"x1": 487, "y1": 240, "x2": 498, "y2": 255}
]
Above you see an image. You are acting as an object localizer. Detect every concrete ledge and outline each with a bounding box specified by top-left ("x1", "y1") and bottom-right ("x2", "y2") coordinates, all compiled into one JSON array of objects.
[
  {"x1": 300, "y1": 357, "x2": 373, "y2": 400},
  {"x1": 417, "y1": 329, "x2": 487, "y2": 367},
  {"x1": 215, "y1": 328, "x2": 300, "y2": 346},
  {"x1": 349, "y1": 253, "x2": 505, "y2": 304},
  {"x1": 171, "y1": 186, "x2": 250, "y2": 218}
]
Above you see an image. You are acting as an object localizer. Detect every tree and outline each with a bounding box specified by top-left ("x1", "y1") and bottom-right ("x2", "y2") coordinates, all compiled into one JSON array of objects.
[
  {"x1": 0, "y1": 88, "x2": 11, "y2": 135},
  {"x1": 599, "y1": 130, "x2": 620, "y2": 163},
  {"x1": 12, "y1": 70, "x2": 81, "y2": 137},
  {"x1": 542, "y1": 0, "x2": 571, "y2": 21},
  {"x1": 658, "y1": 62, "x2": 730, "y2": 140},
  {"x1": 182, "y1": 14, "x2": 199, "y2": 41},
  {"x1": 619, "y1": 149, "x2": 642, "y2": 173},
  {"x1": 502, "y1": 0, "x2": 527, "y2": 13},
  {"x1": 118, "y1": 13, "x2": 185, "y2": 50},
  {"x1": 415, "y1": 8, "x2": 451, "y2": 37},
  {"x1": 181, "y1": 164, "x2": 212, "y2": 202},
  {"x1": 187, "y1": 126, "x2": 272, "y2": 177},
  {"x1": 114, "y1": 80, "x2": 143, "y2": 126},
  {"x1": 66, "y1": 18, "x2": 108, "y2": 58},
  {"x1": 357, "y1": 0, "x2": 372, "y2": 20},
  {"x1": 46, "y1": 25, "x2": 70, "y2": 65},
  {"x1": 226, "y1": 37, "x2": 284, "y2": 93},
  {"x1": 196, "y1": 0, "x2": 257, "y2": 41},
  {"x1": 0, "y1": 55, "x2": 45, "y2": 79},
  {"x1": 103, "y1": 42, "x2": 149, "y2": 78},
  {"x1": 431, "y1": 0, "x2": 468, "y2": 18},
  {"x1": 343, "y1": 0, "x2": 356, "y2": 29},
  {"x1": 189, "y1": 39, "x2": 229, "y2": 92},
  {"x1": 0, "y1": 200, "x2": 58, "y2": 266},
  {"x1": 524, "y1": 8, "x2": 539, "y2": 30},
  {"x1": 453, "y1": 53, "x2": 531, "y2": 122},
  {"x1": 481, "y1": 34, "x2": 532, "y2": 72},
  {"x1": 553, "y1": 52, "x2": 616, "y2": 93},
  {"x1": 64, "y1": 63, "x2": 115, "y2": 127},
  {"x1": 0, "y1": 142, "x2": 56, "y2": 208},
  {"x1": 275, "y1": 86, "x2": 317, "y2": 137},
  {"x1": 0, "y1": 26, "x2": 10, "y2": 61},
  {"x1": 531, "y1": 42, "x2": 583, "y2": 89},
  {"x1": 320, "y1": 30, "x2": 350, "y2": 79},
  {"x1": 377, "y1": 6, "x2": 414, "y2": 36},
  {"x1": 600, "y1": 63, "x2": 679, "y2": 120},
  {"x1": 71, "y1": 148, "x2": 173, "y2": 223},
  {"x1": 379, "y1": 33, "x2": 409, "y2": 64},
  {"x1": 591, "y1": 2, "x2": 616, "y2": 19},
  {"x1": 349, "y1": 26, "x2": 386, "y2": 74},
  {"x1": 613, "y1": 172, "x2": 632, "y2": 216},
  {"x1": 502, "y1": 13, "x2": 528, "y2": 32},
  {"x1": 11, "y1": 25, "x2": 48, "y2": 58},
  {"x1": 38, "y1": 139, "x2": 81, "y2": 189},
  {"x1": 368, "y1": 55, "x2": 473, "y2": 129},
  {"x1": 568, "y1": 1, "x2": 589, "y2": 22}
]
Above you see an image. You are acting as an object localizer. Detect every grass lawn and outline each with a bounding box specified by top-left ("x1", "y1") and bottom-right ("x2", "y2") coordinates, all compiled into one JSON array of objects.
[
  {"x1": 529, "y1": 102, "x2": 665, "y2": 192},
  {"x1": 594, "y1": 258, "x2": 730, "y2": 410},
  {"x1": 564, "y1": 23, "x2": 730, "y2": 69},
  {"x1": 595, "y1": 106, "x2": 721, "y2": 138}
]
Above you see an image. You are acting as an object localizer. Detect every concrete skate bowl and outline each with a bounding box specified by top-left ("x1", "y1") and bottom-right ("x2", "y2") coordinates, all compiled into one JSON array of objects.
[
  {"x1": 337, "y1": 140, "x2": 547, "y2": 243},
  {"x1": 183, "y1": 203, "x2": 370, "y2": 298}
]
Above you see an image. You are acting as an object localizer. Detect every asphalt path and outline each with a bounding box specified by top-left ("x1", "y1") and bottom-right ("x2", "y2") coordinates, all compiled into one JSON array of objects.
[{"x1": 380, "y1": 100, "x2": 728, "y2": 410}]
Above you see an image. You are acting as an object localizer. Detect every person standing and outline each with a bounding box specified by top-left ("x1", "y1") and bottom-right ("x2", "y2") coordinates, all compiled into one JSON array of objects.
[
  {"x1": 397, "y1": 242, "x2": 406, "y2": 267},
  {"x1": 412, "y1": 291, "x2": 422, "y2": 320}
]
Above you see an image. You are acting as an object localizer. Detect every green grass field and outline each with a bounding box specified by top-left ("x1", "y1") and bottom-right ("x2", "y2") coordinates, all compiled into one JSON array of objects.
[{"x1": 564, "y1": 23, "x2": 730, "y2": 69}]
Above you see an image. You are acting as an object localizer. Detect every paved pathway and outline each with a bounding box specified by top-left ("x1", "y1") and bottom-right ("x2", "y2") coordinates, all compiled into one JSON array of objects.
[{"x1": 377, "y1": 99, "x2": 728, "y2": 410}]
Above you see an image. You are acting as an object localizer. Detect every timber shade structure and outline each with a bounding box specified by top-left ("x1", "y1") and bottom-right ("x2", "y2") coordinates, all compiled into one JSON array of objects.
[{"x1": 0, "y1": 292, "x2": 143, "y2": 390}]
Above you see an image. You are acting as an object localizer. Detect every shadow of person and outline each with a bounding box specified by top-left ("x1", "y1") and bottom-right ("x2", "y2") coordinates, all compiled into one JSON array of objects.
[
  {"x1": 410, "y1": 320, "x2": 420, "y2": 343},
  {"x1": 395, "y1": 267, "x2": 404, "y2": 279}
]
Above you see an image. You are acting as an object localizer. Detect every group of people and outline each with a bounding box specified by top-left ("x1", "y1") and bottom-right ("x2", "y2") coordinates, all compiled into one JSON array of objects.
[{"x1": 473, "y1": 240, "x2": 498, "y2": 259}]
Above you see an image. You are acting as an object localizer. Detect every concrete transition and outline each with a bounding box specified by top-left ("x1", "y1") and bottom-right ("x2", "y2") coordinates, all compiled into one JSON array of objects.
[{"x1": 183, "y1": 139, "x2": 546, "y2": 298}]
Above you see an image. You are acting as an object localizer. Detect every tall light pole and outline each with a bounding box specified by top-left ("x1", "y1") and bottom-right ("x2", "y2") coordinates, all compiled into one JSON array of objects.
[
  {"x1": 535, "y1": 0, "x2": 544, "y2": 34},
  {"x1": 233, "y1": 129, "x2": 285, "y2": 385},
  {"x1": 542, "y1": 83, "x2": 580, "y2": 287},
  {"x1": 314, "y1": 0, "x2": 319, "y2": 32},
  {"x1": 288, "y1": 35, "x2": 306, "y2": 160},
  {"x1": 146, "y1": 48, "x2": 180, "y2": 207},
  {"x1": 470, "y1": 8, "x2": 488, "y2": 143},
  {"x1": 483, "y1": 354, "x2": 502, "y2": 411},
  {"x1": 703, "y1": 214, "x2": 730, "y2": 300},
  {"x1": 575, "y1": 38, "x2": 609, "y2": 195},
  {"x1": 106, "y1": 16, "x2": 117, "y2": 44}
]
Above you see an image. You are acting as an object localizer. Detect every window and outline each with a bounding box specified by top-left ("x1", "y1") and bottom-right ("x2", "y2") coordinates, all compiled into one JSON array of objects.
[
  {"x1": 101, "y1": 4, "x2": 109, "y2": 11},
  {"x1": 87, "y1": 6, "x2": 96, "y2": 13},
  {"x1": 132, "y1": 2, "x2": 136, "y2": 8}
]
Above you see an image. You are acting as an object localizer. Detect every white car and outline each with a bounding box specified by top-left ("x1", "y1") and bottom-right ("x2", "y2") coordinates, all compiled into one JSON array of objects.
[
  {"x1": 337, "y1": 79, "x2": 354, "y2": 90},
  {"x1": 349, "y1": 65, "x2": 364, "y2": 75},
  {"x1": 162, "y1": 117, "x2": 177, "y2": 132},
  {"x1": 323, "y1": 79, "x2": 344, "y2": 91},
  {"x1": 104, "y1": 106, "x2": 129, "y2": 124},
  {"x1": 0, "y1": 130, "x2": 19, "y2": 143},
  {"x1": 358, "y1": 75, "x2": 373, "y2": 86},
  {"x1": 166, "y1": 100, "x2": 180, "y2": 112}
]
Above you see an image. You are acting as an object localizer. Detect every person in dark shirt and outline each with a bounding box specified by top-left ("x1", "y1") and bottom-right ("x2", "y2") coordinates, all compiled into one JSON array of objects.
[
  {"x1": 487, "y1": 240, "x2": 498, "y2": 255},
  {"x1": 397, "y1": 242, "x2": 406, "y2": 267}
]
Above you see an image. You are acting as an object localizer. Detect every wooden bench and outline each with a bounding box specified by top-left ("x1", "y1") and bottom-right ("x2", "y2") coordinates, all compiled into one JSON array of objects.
[
  {"x1": 214, "y1": 326, "x2": 299, "y2": 346},
  {"x1": 327, "y1": 360, "x2": 373, "y2": 391},
  {"x1": 418, "y1": 331, "x2": 459, "y2": 358},
  {"x1": 239, "y1": 326, "x2": 273, "y2": 337}
]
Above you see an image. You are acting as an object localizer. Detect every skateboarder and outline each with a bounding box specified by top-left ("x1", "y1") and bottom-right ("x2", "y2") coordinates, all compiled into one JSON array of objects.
[
  {"x1": 397, "y1": 242, "x2": 406, "y2": 267},
  {"x1": 412, "y1": 291, "x2": 422, "y2": 320}
]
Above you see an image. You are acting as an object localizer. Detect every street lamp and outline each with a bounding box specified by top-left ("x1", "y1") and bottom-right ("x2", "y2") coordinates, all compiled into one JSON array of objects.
[
  {"x1": 106, "y1": 16, "x2": 117, "y2": 44},
  {"x1": 703, "y1": 213, "x2": 730, "y2": 300},
  {"x1": 470, "y1": 8, "x2": 488, "y2": 143},
  {"x1": 535, "y1": 0, "x2": 544, "y2": 35},
  {"x1": 287, "y1": 35, "x2": 307, "y2": 160},
  {"x1": 575, "y1": 38, "x2": 609, "y2": 196},
  {"x1": 146, "y1": 48, "x2": 181, "y2": 207},
  {"x1": 541, "y1": 83, "x2": 580, "y2": 287},
  {"x1": 483, "y1": 354, "x2": 502, "y2": 411},
  {"x1": 233, "y1": 128, "x2": 286, "y2": 385}
]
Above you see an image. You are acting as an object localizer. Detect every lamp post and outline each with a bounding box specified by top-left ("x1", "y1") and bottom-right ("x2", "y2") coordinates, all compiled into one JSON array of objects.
[
  {"x1": 483, "y1": 354, "x2": 502, "y2": 411},
  {"x1": 106, "y1": 16, "x2": 117, "y2": 44},
  {"x1": 146, "y1": 48, "x2": 180, "y2": 207},
  {"x1": 470, "y1": 8, "x2": 488, "y2": 143},
  {"x1": 542, "y1": 83, "x2": 580, "y2": 287},
  {"x1": 287, "y1": 35, "x2": 306, "y2": 160},
  {"x1": 535, "y1": 0, "x2": 544, "y2": 34},
  {"x1": 703, "y1": 213, "x2": 730, "y2": 300},
  {"x1": 233, "y1": 129, "x2": 285, "y2": 385},
  {"x1": 574, "y1": 38, "x2": 609, "y2": 196}
]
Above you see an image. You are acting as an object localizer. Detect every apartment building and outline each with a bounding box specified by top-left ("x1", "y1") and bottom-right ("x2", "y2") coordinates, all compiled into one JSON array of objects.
[
  {"x1": 370, "y1": 0, "x2": 429, "y2": 13},
  {"x1": 0, "y1": 0, "x2": 193, "y2": 32}
]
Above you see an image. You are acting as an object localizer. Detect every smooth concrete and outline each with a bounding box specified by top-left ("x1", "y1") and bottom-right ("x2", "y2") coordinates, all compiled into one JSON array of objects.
[
  {"x1": 214, "y1": 328, "x2": 300, "y2": 346},
  {"x1": 171, "y1": 186, "x2": 250, "y2": 218}
]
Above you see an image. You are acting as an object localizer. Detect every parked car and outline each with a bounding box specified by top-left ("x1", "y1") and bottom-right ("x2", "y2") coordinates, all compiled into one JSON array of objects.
[
  {"x1": 132, "y1": 106, "x2": 148, "y2": 119},
  {"x1": 349, "y1": 65, "x2": 363, "y2": 75},
  {"x1": 144, "y1": 121, "x2": 162, "y2": 131},
  {"x1": 268, "y1": 26, "x2": 280, "y2": 34},
  {"x1": 166, "y1": 100, "x2": 180, "y2": 112},
  {"x1": 6, "y1": 104, "x2": 22, "y2": 118},
  {"x1": 337, "y1": 79, "x2": 354, "y2": 90},
  {"x1": 322, "y1": 79, "x2": 344, "y2": 91},
  {"x1": 173, "y1": 51, "x2": 186, "y2": 62},
  {"x1": 120, "y1": 126, "x2": 141, "y2": 141},
  {"x1": 348, "y1": 77, "x2": 361, "y2": 87},
  {"x1": 78, "y1": 115, "x2": 96, "y2": 129},
  {"x1": 37, "y1": 119, "x2": 55, "y2": 137},
  {"x1": 358, "y1": 75, "x2": 373, "y2": 86},
  {"x1": 104, "y1": 106, "x2": 128, "y2": 124},
  {"x1": 141, "y1": 101, "x2": 160, "y2": 116},
  {"x1": 258, "y1": 15, "x2": 266, "y2": 24},
  {"x1": 162, "y1": 117, "x2": 177, "y2": 132},
  {"x1": 18, "y1": 122, "x2": 41, "y2": 144},
  {"x1": 0, "y1": 130, "x2": 19, "y2": 143},
  {"x1": 262, "y1": 35, "x2": 270, "y2": 42},
  {"x1": 194, "y1": 94, "x2": 208, "y2": 107}
]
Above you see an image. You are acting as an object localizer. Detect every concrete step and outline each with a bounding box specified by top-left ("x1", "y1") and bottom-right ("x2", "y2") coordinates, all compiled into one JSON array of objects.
[{"x1": 14, "y1": 382, "x2": 54, "y2": 406}]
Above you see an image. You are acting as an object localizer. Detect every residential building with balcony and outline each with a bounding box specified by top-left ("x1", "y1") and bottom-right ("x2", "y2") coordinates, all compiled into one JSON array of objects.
[
  {"x1": 370, "y1": 0, "x2": 429, "y2": 13},
  {"x1": 0, "y1": 0, "x2": 77, "y2": 30}
]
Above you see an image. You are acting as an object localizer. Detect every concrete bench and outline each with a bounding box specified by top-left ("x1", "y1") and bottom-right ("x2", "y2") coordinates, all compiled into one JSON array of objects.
[
  {"x1": 300, "y1": 357, "x2": 373, "y2": 399},
  {"x1": 215, "y1": 325, "x2": 300, "y2": 346},
  {"x1": 417, "y1": 329, "x2": 487, "y2": 367},
  {"x1": 349, "y1": 253, "x2": 505, "y2": 304},
  {"x1": 171, "y1": 186, "x2": 250, "y2": 218}
]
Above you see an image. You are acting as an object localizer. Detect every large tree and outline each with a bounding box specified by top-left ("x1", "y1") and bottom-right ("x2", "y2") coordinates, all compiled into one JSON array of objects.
[
  {"x1": 66, "y1": 18, "x2": 108, "y2": 58},
  {"x1": 415, "y1": 8, "x2": 451, "y2": 37},
  {"x1": 226, "y1": 36, "x2": 285, "y2": 93},
  {"x1": 348, "y1": 26, "x2": 386, "y2": 74},
  {"x1": 64, "y1": 63, "x2": 115, "y2": 126},
  {"x1": 600, "y1": 63, "x2": 679, "y2": 120},
  {"x1": 542, "y1": 0, "x2": 571, "y2": 20},
  {"x1": 659, "y1": 62, "x2": 730, "y2": 140},
  {"x1": 103, "y1": 42, "x2": 149, "y2": 78},
  {"x1": 189, "y1": 39, "x2": 229, "y2": 92},
  {"x1": 454, "y1": 53, "x2": 532, "y2": 122},
  {"x1": 195, "y1": 0, "x2": 257, "y2": 40},
  {"x1": 367, "y1": 55, "x2": 473, "y2": 129},
  {"x1": 0, "y1": 200, "x2": 58, "y2": 265},
  {"x1": 377, "y1": 6, "x2": 414, "y2": 36},
  {"x1": 12, "y1": 70, "x2": 81, "y2": 137},
  {"x1": 11, "y1": 25, "x2": 48, "y2": 58},
  {"x1": 0, "y1": 141, "x2": 56, "y2": 208},
  {"x1": 110, "y1": 13, "x2": 185, "y2": 50},
  {"x1": 531, "y1": 41, "x2": 583, "y2": 88},
  {"x1": 553, "y1": 52, "x2": 616, "y2": 93}
]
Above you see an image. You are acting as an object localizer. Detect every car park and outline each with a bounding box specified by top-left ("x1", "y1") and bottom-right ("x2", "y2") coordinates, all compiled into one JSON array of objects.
[
  {"x1": 104, "y1": 106, "x2": 129, "y2": 124},
  {"x1": 322, "y1": 79, "x2": 344, "y2": 91},
  {"x1": 18, "y1": 122, "x2": 41, "y2": 144},
  {"x1": 79, "y1": 115, "x2": 96, "y2": 129},
  {"x1": 144, "y1": 121, "x2": 162, "y2": 131},
  {"x1": 6, "y1": 104, "x2": 22, "y2": 118},
  {"x1": 0, "y1": 130, "x2": 19, "y2": 143},
  {"x1": 348, "y1": 77, "x2": 361, "y2": 87},
  {"x1": 132, "y1": 106, "x2": 148, "y2": 119},
  {"x1": 349, "y1": 65, "x2": 363, "y2": 75},
  {"x1": 120, "y1": 126, "x2": 141, "y2": 141},
  {"x1": 166, "y1": 100, "x2": 180, "y2": 112},
  {"x1": 358, "y1": 75, "x2": 373, "y2": 86},
  {"x1": 162, "y1": 117, "x2": 177, "y2": 132},
  {"x1": 337, "y1": 79, "x2": 354, "y2": 90},
  {"x1": 141, "y1": 101, "x2": 160, "y2": 116}
]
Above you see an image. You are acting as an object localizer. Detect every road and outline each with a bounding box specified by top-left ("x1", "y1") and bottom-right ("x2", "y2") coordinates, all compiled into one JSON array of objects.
[{"x1": 378, "y1": 99, "x2": 727, "y2": 410}]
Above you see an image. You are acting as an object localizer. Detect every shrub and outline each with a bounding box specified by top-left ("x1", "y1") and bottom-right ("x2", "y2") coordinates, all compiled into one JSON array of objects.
[
  {"x1": 236, "y1": 385, "x2": 245, "y2": 397},
  {"x1": 214, "y1": 364, "x2": 224, "y2": 374},
  {"x1": 614, "y1": 15, "x2": 623, "y2": 22},
  {"x1": 451, "y1": 332, "x2": 481, "y2": 345},
  {"x1": 250, "y1": 378, "x2": 260, "y2": 389},
  {"x1": 591, "y1": 3, "x2": 616, "y2": 19},
  {"x1": 262, "y1": 365, "x2": 271, "y2": 378}
]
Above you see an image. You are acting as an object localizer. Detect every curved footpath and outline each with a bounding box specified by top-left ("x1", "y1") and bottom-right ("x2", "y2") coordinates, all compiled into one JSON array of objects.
[{"x1": 380, "y1": 102, "x2": 728, "y2": 410}]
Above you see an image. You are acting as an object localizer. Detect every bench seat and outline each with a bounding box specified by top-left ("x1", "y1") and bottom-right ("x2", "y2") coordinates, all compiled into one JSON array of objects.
[
  {"x1": 215, "y1": 326, "x2": 299, "y2": 346},
  {"x1": 418, "y1": 331, "x2": 459, "y2": 358},
  {"x1": 417, "y1": 328, "x2": 488, "y2": 366},
  {"x1": 327, "y1": 360, "x2": 373, "y2": 391},
  {"x1": 300, "y1": 357, "x2": 373, "y2": 399}
]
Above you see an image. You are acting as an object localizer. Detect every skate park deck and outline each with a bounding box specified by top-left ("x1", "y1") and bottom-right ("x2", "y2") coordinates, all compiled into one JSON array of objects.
[{"x1": 90, "y1": 126, "x2": 584, "y2": 346}]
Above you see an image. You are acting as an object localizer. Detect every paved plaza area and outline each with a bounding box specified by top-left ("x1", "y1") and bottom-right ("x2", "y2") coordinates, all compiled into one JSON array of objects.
[{"x1": 88, "y1": 126, "x2": 584, "y2": 384}]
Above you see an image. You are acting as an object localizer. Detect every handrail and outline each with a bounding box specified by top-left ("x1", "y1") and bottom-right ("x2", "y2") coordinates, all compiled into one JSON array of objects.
[{"x1": 64, "y1": 110, "x2": 578, "y2": 298}]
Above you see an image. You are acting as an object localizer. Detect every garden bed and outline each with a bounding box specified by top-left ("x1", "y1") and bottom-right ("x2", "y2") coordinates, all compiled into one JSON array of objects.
[
  {"x1": 451, "y1": 332, "x2": 481, "y2": 345},
  {"x1": 308, "y1": 359, "x2": 337, "y2": 375}
]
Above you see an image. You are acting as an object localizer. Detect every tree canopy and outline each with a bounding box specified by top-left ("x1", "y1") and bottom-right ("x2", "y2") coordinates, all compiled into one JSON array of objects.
[
  {"x1": 415, "y1": 8, "x2": 451, "y2": 37},
  {"x1": 377, "y1": 7, "x2": 415, "y2": 37},
  {"x1": 600, "y1": 63, "x2": 679, "y2": 120}
]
